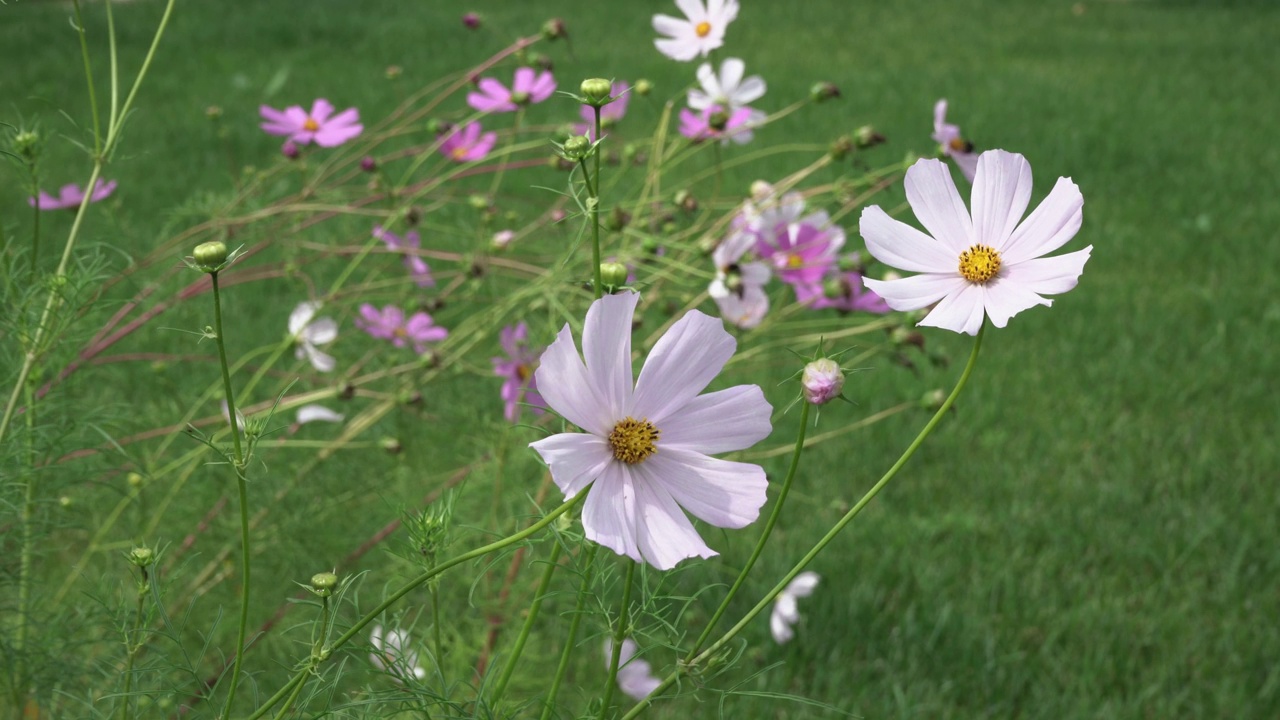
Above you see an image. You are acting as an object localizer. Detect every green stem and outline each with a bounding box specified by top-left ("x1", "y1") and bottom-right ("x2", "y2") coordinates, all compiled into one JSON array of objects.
[
  {"x1": 685, "y1": 400, "x2": 811, "y2": 662},
  {"x1": 248, "y1": 494, "x2": 584, "y2": 720},
  {"x1": 590, "y1": 106, "x2": 603, "y2": 299},
  {"x1": 270, "y1": 671, "x2": 309, "y2": 720},
  {"x1": 71, "y1": 0, "x2": 102, "y2": 156},
  {"x1": 29, "y1": 176, "x2": 39, "y2": 278},
  {"x1": 598, "y1": 559, "x2": 636, "y2": 718},
  {"x1": 538, "y1": 544, "x2": 598, "y2": 720},
  {"x1": 13, "y1": 383, "x2": 37, "y2": 713},
  {"x1": 487, "y1": 109, "x2": 521, "y2": 201},
  {"x1": 619, "y1": 325, "x2": 987, "y2": 720},
  {"x1": 490, "y1": 541, "x2": 564, "y2": 705},
  {"x1": 431, "y1": 584, "x2": 442, "y2": 671},
  {"x1": 118, "y1": 568, "x2": 149, "y2": 720}
]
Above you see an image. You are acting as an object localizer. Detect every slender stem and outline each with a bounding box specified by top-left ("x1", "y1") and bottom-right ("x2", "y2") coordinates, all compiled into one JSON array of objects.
[
  {"x1": 118, "y1": 568, "x2": 149, "y2": 720},
  {"x1": 13, "y1": 383, "x2": 37, "y2": 712},
  {"x1": 538, "y1": 544, "x2": 598, "y2": 720},
  {"x1": 598, "y1": 559, "x2": 636, "y2": 718},
  {"x1": 619, "y1": 325, "x2": 987, "y2": 720},
  {"x1": 590, "y1": 105, "x2": 603, "y2": 299},
  {"x1": 490, "y1": 541, "x2": 564, "y2": 705},
  {"x1": 105, "y1": 0, "x2": 120, "y2": 137},
  {"x1": 71, "y1": 0, "x2": 102, "y2": 156},
  {"x1": 29, "y1": 180, "x2": 39, "y2": 278},
  {"x1": 487, "y1": 109, "x2": 521, "y2": 200},
  {"x1": 431, "y1": 584, "x2": 443, "y2": 672},
  {"x1": 270, "y1": 672, "x2": 309, "y2": 720},
  {"x1": 685, "y1": 400, "x2": 811, "y2": 662},
  {"x1": 103, "y1": 0, "x2": 177, "y2": 152}
]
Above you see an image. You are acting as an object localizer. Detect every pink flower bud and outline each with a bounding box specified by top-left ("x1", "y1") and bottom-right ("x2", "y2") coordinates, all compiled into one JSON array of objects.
[{"x1": 801, "y1": 358, "x2": 844, "y2": 405}]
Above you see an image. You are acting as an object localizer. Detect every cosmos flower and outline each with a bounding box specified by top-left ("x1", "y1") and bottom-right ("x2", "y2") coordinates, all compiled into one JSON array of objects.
[
  {"x1": 467, "y1": 68, "x2": 556, "y2": 113},
  {"x1": 708, "y1": 229, "x2": 770, "y2": 329},
  {"x1": 754, "y1": 212, "x2": 845, "y2": 298},
  {"x1": 374, "y1": 226, "x2": 435, "y2": 288},
  {"x1": 528, "y1": 292, "x2": 772, "y2": 569},
  {"x1": 574, "y1": 81, "x2": 630, "y2": 140},
  {"x1": 439, "y1": 121, "x2": 497, "y2": 163},
  {"x1": 288, "y1": 301, "x2": 338, "y2": 372},
  {"x1": 259, "y1": 99, "x2": 363, "y2": 147},
  {"x1": 28, "y1": 179, "x2": 117, "y2": 210},
  {"x1": 652, "y1": 0, "x2": 739, "y2": 62},
  {"x1": 770, "y1": 571, "x2": 820, "y2": 643},
  {"x1": 797, "y1": 270, "x2": 891, "y2": 314},
  {"x1": 932, "y1": 99, "x2": 978, "y2": 183},
  {"x1": 369, "y1": 625, "x2": 426, "y2": 681},
  {"x1": 678, "y1": 104, "x2": 763, "y2": 145},
  {"x1": 861, "y1": 150, "x2": 1091, "y2": 335},
  {"x1": 492, "y1": 322, "x2": 547, "y2": 423},
  {"x1": 688, "y1": 58, "x2": 765, "y2": 112},
  {"x1": 355, "y1": 304, "x2": 448, "y2": 354},
  {"x1": 604, "y1": 637, "x2": 662, "y2": 702}
]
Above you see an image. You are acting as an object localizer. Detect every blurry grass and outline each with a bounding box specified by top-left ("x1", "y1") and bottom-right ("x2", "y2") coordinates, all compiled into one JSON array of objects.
[{"x1": 2, "y1": 0, "x2": 1279, "y2": 718}]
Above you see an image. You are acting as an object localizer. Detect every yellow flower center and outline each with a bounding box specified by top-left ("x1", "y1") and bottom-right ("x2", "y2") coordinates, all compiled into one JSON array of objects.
[
  {"x1": 785, "y1": 254, "x2": 805, "y2": 269},
  {"x1": 451, "y1": 146, "x2": 469, "y2": 160},
  {"x1": 948, "y1": 137, "x2": 970, "y2": 152},
  {"x1": 303, "y1": 117, "x2": 320, "y2": 132},
  {"x1": 958, "y1": 244, "x2": 1002, "y2": 283},
  {"x1": 393, "y1": 326, "x2": 408, "y2": 339},
  {"x1": 695, "y1": 21, "x2": 712, "y2": 37},
  {"x1": 608, "y1": 417, "x2": 660, "y2": 464},
  {"x1": 516, "y1": 364, "x2": 531, "y2": 381}
]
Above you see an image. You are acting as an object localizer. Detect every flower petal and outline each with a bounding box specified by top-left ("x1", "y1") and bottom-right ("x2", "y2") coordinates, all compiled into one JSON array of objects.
[
  {"x1": 529, "y1": 432, "x2": 614, "y2": 499},
  {"x1": 582, "y1": 292, "x2": 639, "y2": 419},
  {"x1": 289, "y1": 301, "x2": 318, "y2": 335},
  {"x1": 859, "y1": 205, "x2": 959, "y2": 273},
  {"x1": 630, "y1": 469, "x2": 717, "y2": 569},
  {"x1": 297, "y1": 404, "x2": 344, "y2": 425},
  {"x1": 534, "y1": 324, "x2": 612, "y2": 435},
  {"x1": 971, "y1": 150, "x2": 1033, "y2": 250},
  {"x1": 1002, "y1": 245, "x2": 1092, "y2": 296},
  {"x1": 904, "y1": 158, "x2": 974, "y2": 255},
  {"x1": 918, "y1": 282, "x2": 986, "y2": 335},
  {"x1": 784, "y1": 571, "x2": 821, "y2": 598},
  {"x1": 979, "y1": 275, "x2": 1051, "y2": 329},
  {"x1": 640, "y1": 448, "x2": 767, "y2": 529},
  {"x1": 302, "y1": 344, "x2": 337, "y2": 372},
  {"x1": 657, "y1": 385, "x2": 771, "y2": 453},
  {"x1": 734, "y1": 75, "x2": 766, "y2": 106},
  {"x1": 1002, "y1": 177, "x2": 1084, "y2": 264},
  {"x1": 631, "y1": 310, "x2": 735, "y2": 424},
  {"x1": 581, "y1": 462, "x2": 642, "y2": 563},
  {"x1": 306, "y1": 317, "x2": 338, "y2": 345},
  {"x1": 863, "y1": 273, "x2": 966, "y2": 312}
]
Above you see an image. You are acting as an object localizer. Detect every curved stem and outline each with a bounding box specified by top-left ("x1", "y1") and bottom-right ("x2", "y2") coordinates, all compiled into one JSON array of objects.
[
  {"x1": 598, "y1": 558, "x2": 636, "y2": 718},
  {"x1": 71, "y1": 0, "x2": 102, "y2": 156},
  {"x1": 538, "y1": 544, "x2": 599, "y2": 720},
  {"x1": 490, "y1": 540, "x2": 564, "y2": 705}
]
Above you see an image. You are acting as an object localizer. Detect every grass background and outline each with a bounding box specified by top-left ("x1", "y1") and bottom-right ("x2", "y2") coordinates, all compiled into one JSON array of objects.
[{"x1": 2, "y1": 0, "x2": 1278, "y2": 718}]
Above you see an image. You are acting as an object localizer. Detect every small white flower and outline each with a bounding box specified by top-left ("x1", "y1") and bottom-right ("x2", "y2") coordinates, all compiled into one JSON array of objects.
[
  {"x1": 370, "y1": 625, "x2": 426, "y2": 681},
  {"x1": 604, "y1": 637, "x2": 662, "y2": 701},
  {"x1": 770, "y1": 571, "x2": 820, "y2": 644},
  {"x1": 652, "y1": 0, "x2": 739, "y2": 62},
  {"x1": 688, "y1": 57, "x2": 766, "y2": 112},
  {"x1": 288, "y1": 301, "x2": 338, "y2": 372},
  {"x1": 296, "y1": 404, "x2": 344, "y2": 425},
  {"x1": 708, "y1": 229, "x2": 770, "y2": 329}
]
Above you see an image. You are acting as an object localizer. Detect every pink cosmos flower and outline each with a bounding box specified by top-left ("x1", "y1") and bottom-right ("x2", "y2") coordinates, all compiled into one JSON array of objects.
[
  {"x1": 29, "y1": 179, "x2": 117, "y2": 210},
  {"x1": 529, "y1": 291, "x2": 772, "y2": 570},
  {"x1": 374, "y1": 226, "x2": 435, "y2": 288},
  {"x1": 467, "y1": 68, "x2": 556, "y2": 113},
  {"x1": 862, "y1": 150, "x2": 1091, "y2": 335},
  {"x1": 356, "y1": 303, "x2": 448, "y2": 354},
  {"x1": 439, "y1": 121, "x2": 497, "y2": 163},
  {"x1": 652, "y1": 0, "x2": 739, "y2": 62},
  {"x1": 492, "y1": 322, "x2": 547, "y2": 423},
  {"x1": 604, "y1": 638, "x2": 662, "y2": 702},
  {"x1": 708, "y1": 229, "x2": 770, "y2": 329},
  {"x1": 754, "y1": 212, "x2": 846, "y2": 297},
  {"x1": 797, "y1": 271, "x2": 891, "y2": 314},
  {"x1": 932, "y1": 99, "x2": 978, "y2": 183},
  {"x1": 259, "y1": 99, "x2": 363, "y2": 147},
  {"x1": 678, "y1": 104, "x2": 763, "y2": 145},
  {"x1": 574, "y1": 82, "x2": 630, "y2": 140}
]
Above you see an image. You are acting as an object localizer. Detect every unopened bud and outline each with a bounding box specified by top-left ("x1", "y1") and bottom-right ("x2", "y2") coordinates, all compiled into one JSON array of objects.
[
  {"x1": 633, "y1": 79, "x2": 653, "y2": 97},
  {"x1": 580, "y1": 78, "x2": 614, "y2": 107},
  {"x1": 281, "y1": 140, "x2": 300, "y2": 159},
  {"x1": 708, "y1": 110, "x2": 730, "y2": 132},
  {"x1": 561, "y1": 134, "x2": 592, "y2": 162},
  {"x1": 810, "y1": 81, "x2": 841, "y2": 103},
  {"x1": 599, "y1": 262, "x2": 629, "y2": 291},
  {"x1": 823, "y1": 275, "x2": 848, "y2": 300},
  {"x1": 606, "y1": 207, "x2": 631, "y2": 231},
  {"x1": 385, "y1": 65, "x2": 403, "y2": 80},
  {"x1": 675, "y1": 189, "x2": 697, "y2": 213},
  {"x1": 129, "y1": 547, "x2": 155, "y2": 568},
  {"x1": 749, "y1": 180, "x2": 774, "y2": 202},
  {"x1": 192, "y1": 241, "x2": 228, "y2": 273},
  {"x1": 380, "y1": 437, "x2": 403, "y2": 454},
  {"x1": 127, "y1": 472, "x2": 145, "y2": 489},
  {"x1": 530, "y1": 53, "x2": 554, "y2": 72},
  {"x1": 310, "y1": 571, "x2": 339, "y2": 597},
  {"x1": 492, "y1": 229, "x2": 515, "y2": 249},
  {"x1": 836, "y1": 252, "x2": 864, "y2": 273},
  {"x1": 829, "y1": 135, "x2": 854, "y2": 161},
  {"x1": 801, "y1": 358, "x2": 845, "y2": 405},
  {"x1": 854, "y1": 125, "x2": 886, "y2": 149},
  {"x1": 467, "y1": 194, "x2": 490, "y2": 211},
  {"x1": 360, "y1": 156, "x2": 377, "y2": 173},
  {"x1": 462, "y1": 12, "x2": 482, "y2": 29},
  {"x1": 541, "y1": 17, "x2": 567, "y2": 40},
  {"x1": 919, "y1": 389, "x2": 947, "y2": 411}
]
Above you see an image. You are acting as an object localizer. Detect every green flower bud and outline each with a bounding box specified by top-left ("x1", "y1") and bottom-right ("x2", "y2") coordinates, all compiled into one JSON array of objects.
[
  {"x1": 13, "y1": 129, "x2": 41, "y2": 159},
  {"x1": 855, "y1": 125, "x2": 886, "y2": 149},
  {"x1": 633, "y1": 79, "x2": 653, "y2": 97},
  {"x1": 829, "y1": 135, "x2": 854, "y2": 161},
  {"x1": 580, "y1": 78, "x2": 614, "y2": 107},
  {"x1": 541, "y1": 17, "x2": 567, "y2": 40},
  {"x1": 810, "y1": 81, "x2": 841, "y2": 103},
  {"x1": 708, "y1": 110, "x2": 730, "y2": 132},
  {"x1": 605, "y1": 207, "x2": 631, "y2": 232},
  {"x1": 599, "y1": 262, "x2": 629, "y2": 291},
  {"x1": 192, "y1": 241, "x2": 228, "y2": 273},
  {"x1": 467, "y1": 194, "x2": 490, "y2": 211},
  {"x1": 674, "y1": 189, "x2": 697, "y2": 213},
  {"x1": 823, "y1": 275, "x2": 847, "y2": 300},
  {"x1": 127, "y1": 472, "x2": 145, "y2": 489},
  {"x1": 560, "y1": 134, "x2": 592, "y2": 162},
  {"x1": 310, "y1": 571, "x2": 339, "y2": 597},
  {"x1": 919, "y1": 389, "x2": 947, "y2": 411},
  {"x1": 129, "y1": 547, "x2": 155, "y2": 568}
]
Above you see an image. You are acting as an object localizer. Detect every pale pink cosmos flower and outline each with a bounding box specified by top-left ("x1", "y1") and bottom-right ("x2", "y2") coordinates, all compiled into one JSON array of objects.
[
  {"x1": 529, "y1": 291, "x2": 772, "y2": 570},
  {"x1": 932, "y1": 99, "x2": 978, "y2": 183},
  {"x1": 862, "y1": 150, "x2": 1091, "y2": 335},
  {"x1": 678, "y1": 104, "x2": 764, "y2": 146},
  {"x1": 770, "y1": 571, "x2": 820, "y2": 643},
  {"x1": 356, "y1": 304, "x2": 448, "y2": 354},
  {"x1": 28, "y1": 179, "x2": 117, "y2": 210},
  {"x1": 708, "y1": 229, "x2": 770, "y2": 329},
  {"x1": 259, "y1": 99, "x2": 363, "y2": 147},
  {"x1": 439, "y1": 121, "x2": 497, "y2": 163},
  {"x1": 369, "y1": 625, "x2": 426, "y2": 682},
  {"x1": 652, "y1": 0, "x2": 739, "y2": 62},
  {"x1": 374, "y1": 226, "x2": 435, "y2": 288},
  {"x1": 754, "y1": 211, "x2": 846, "y2": 299},
  {"x1": 574, "y1": 81, "x2": 630, "y2": 140},
  {"x1": 688, "y1": 58, "x2": 765, "y2": 112},
  {"x1": 604, "y1": 637, "x2": 662, "y2": 702},
  {"x1": 288, "y1": 301, "x2": 338, "y2": 372},
  {"x1": 797, "y1": 270, "x2": 891, "y2": 314},
  {"x1": 491, "y1": 229, "x2": 516, "y2": 249},
  {"x1": 467, "y1": 68, "x2": 556, "y2": 113},
  {"x1": 492, "y1": 322, "x2": 547, "y2": 423}
]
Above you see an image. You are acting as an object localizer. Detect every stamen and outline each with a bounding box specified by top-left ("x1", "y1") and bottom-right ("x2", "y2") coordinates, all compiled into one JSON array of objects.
[
  {"x1": 608, "y1": 417, "x2": 660, "y2": 464},
  {"x1": 303, "y1": 117, "x2": 320, "y2": 132},
  {"x1": 695, "y1": 21, "x2": 712, "y2": 37},
  {"x1": 958, "y1": 244, "x2": 1002, "y2": 283}
]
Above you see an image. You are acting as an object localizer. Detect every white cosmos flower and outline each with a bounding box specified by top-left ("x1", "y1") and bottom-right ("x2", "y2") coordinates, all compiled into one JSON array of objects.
[
  {"x1": 770, "y1": 571, "x2": 820, "y2": 644},
  {"x1": 688, "y1": 57, "x2": 766, "y2": 112},
  {"x1": 288, "y1": 301, "x2": 338, "y2": 372},
  {"x1": 369, "y1": 625, "x2": 426, "y2": 681},
  {"x1": 708, "y1": 229, "x2": 770, "y2": 329},
  {"x1": 529, "y1": 291, "x2": 772, "y2": 570},
  {"x1": 604, "y1": 637, "x2": 662, "y2": 702},
  {"x1": 862, "y1": 150, "x2": 1092, "y2": 335},
  {"x1": 296, "y1": 404, "x2": 344, "y2": 425},
  {"x1": 652, "y1": 0, "x2": 739, "y2": 62}
]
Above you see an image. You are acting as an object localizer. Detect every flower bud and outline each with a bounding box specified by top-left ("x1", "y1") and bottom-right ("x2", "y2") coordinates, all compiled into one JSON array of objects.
[
  {"x1": 380, "y1": 437, "x2": 403, "y2": 454},
  {"x1": 311, "y1": 571, "x2": 338, "y2": 592},
  {"x1": 281, "y1": 140, "x2": 300, "y2": 159},
  {"x1": 708, "y1": 110, "x2": 730, "y2": 132},
  {"x1": 127, "y1": 472, "x2": 145, "y2": 489},
  {"x1": 427, "y1": 118, "x2": 451, "y2": 135},
  {"x1": 674, "y1": 189, "x2": 697, "y2": 213},
  {"x1": 822, "y1": 275, "x2": 848, "y2": 300},
  {"x1": 541, "y1": 17, "x2": 567, "y2": 40},
  {"x1": 128, "y1": 547, "x2": 155, "y2": 568},
  {"x1": 491, "y1": 229, "x2": 515, "y2": 249},
  {"x1": 467, "y1": 194, "x2": 491, "y2": 211},
  {"x1": 13, "y1": 130, "x2": 41, "y2": 160},
  {"x1": 580, "y1": 78, "x2": 614, "y2": 107},
  {"x1": 836, "y1": 252, "x2": 863, "y2": 273},
  {"x1": 854, "y1": 125, "x2": 886, "y2": 149},
  {"x1": 810, "y1": 81, "x2": 841, "y2": 103},
  {"x1": 829, "y1": 135, "x2": 854, "y2": 161},
  {"x1": 919, "y1": 388, "x2": 947, "y2": 411},
  {"x1": 360, "y1": 156, "x2": 377, "y2": 173},
  {"x1": 462, "y1": 12, "x2": 482, "y2": 29},
  {"x1": 801, "y1": 358, "x2": 844, "y2": 405},
  {"x1": 606, "y1": 207, "x2": 631, "y2": 231},
  {"x1": 599, "y1": 262, "x2": 629, "y2": 291},
  {"x1": 633, "y1": 79, "x2": 653, "y2": 97},
  {"x1": 530, "y1": 53, "x2": 554, "y2": 72},
  {"x1": 560, "y1": 134, "x2": 592, "y2": 162},
  {"x1": 749, "y1": 180, "x2": 775, "y2": 202},
  {"x1": 192, "y1": 241, "x2": 228, "y2": 273}
]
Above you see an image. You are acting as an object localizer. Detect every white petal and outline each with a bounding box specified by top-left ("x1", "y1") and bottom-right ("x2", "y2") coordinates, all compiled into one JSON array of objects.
[
  {"x1": 953, "y1": 151, "x2": 979, "y2": 184},
  {"x1": 918, "y1": 282, "x2": 986, "y2": 335},
  {"x1": 654, "y1": 36, "x2": 698, "y2": 62},
  {"x1": 784, "y1": 571, "x2": 821, "y2": 598},
  {"x1": 1002, "y1": 246, "x2": 1092, "y2": 296},
  {"x1": 904, "y1": 158, "x2": 974, "y2": 255},
  {"x1": 980, "y1": 275, "x2": 1051, "y2": 329},
  {"x1": 740, "y1": 261, "x2": 770, "y2": 285},
  {"x1": 695, "y1": 61, "x2": 720, "y2": 100},
  {"x1": 1002, "y1": 177, "x2": 1084, "y2": 264},
  {"x1": 657, "y1": 385, "x2": 771, "y2": 454},
  {"x1": 733, "y1": 76, "x2": 766, "y2": 106},
  {"x1": 859, "y1": 205, "x2": 959, "y2": 274},
  {"x1": 720, "y1": 58, "x2": 745, "y2": 95},
  {"x1": 582, "y1": 462, "x2": 642, "y2": 563},
  {"x1": 583, "y1": 292, "x2": 638, "y2": 419},
  {"x1": 288, "y1": 301, "x2": 319, "y2": 335},
  {"x1": 534, "y1": 324, "x2": 612, "y2": 435},
  {"x1": 302, "y1": 344, "x2": 336, "y2": 373},
  {"x1": 863, "y1": 273, "x2": 966, "y2": 312},
  {"x1": 640, "y1": 448, "x2": 767, "y2": 529},
  {"x1": 712, "y1": 228, "x2": 755, "y2": 267},
  {"x1": 304, "y1": 317, "x2": 338, "y2": 345},
  {"x1": 296, "y1": 404, "x2": 344, "y2": 425},
  {"x1": 687, "y1": 88, "x2": 713, "y2": 111},
  {"x1": 675, "y1": 0, "x2": 707, "y2": 22},
  {"x1": 770, "y1": 606, "x2": 794, "y2": 644},
  {"x1": 652, "y1": 14, "x2": 688, "y2": 37},
  {"x1": 529, "y1": 432, "x2": 614, "y2": 499},
  {"x1": 712, "y1": 286, "x2": 769, "y2": 328},
  {"x1": 631, "y1": 310, "x2": 735, "y2": 425},
  {"x1": 631, "y1": 471, "x2": 716, "y2": 569},
  {"x1": 970, "y1": 150, "x2": 1033, "y2": 250}
]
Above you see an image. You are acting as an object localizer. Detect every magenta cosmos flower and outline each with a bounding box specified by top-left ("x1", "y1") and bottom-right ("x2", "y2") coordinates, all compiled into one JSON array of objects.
[
  {"x1": 492, "y1": 322, "x2": 547, "y2": 423},
  {"x1": 652, "y1": 0, "x2": 739, "y2": 62},
  {"x1": 259, "y1": 99, "x2": 363, "y2": 147},
  {"x1": 754, "y1": 211, "x2": 845, "y2": 297},
  {"x1": 932, "y1": 99, "x2": 978, "y2": 183},
  {"x1": 798, "y1": 270, "x2": 891, "y2": 314},
  {"x1": 678, "y1": 104, "x2": 762, "y2": 145},
  {"x1": 374, "y1": 226, "x2": 434, "y2": 288},
  {"x1": 29, "y1": 179, "x2": 117, "y2": 210},
  {"x1": 529, "y1": 291, "x2": 772, "y2": 570},
  {"x1": 355, "y1": 304, "x2": 447, "y2": 354},
  {"x1": 862, "y1": 150, "x2": 1091, "y2": 335},
  {"x1": 467, "y1": 68, "x2": 556, "y2": 113},
  {"x1": 438, "y1": 121, "x2": 497, "y2": 163},
  {"x1": 575, "y1": 81, "x2": 630, "y2": 140}
]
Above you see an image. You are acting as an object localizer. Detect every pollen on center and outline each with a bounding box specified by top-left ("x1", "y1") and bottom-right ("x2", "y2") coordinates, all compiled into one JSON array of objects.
[
  {"x1": 958, "y1": 244, "x2": 1002, "y2": 283},
  {"x1": 608, "y1": 416, "x2": 660, "y2": 464},
  {"x1": 303, "y1": 117, "x2": 320, "y2": 132},
  {"x1": 695, "y1": 21, "x2": 712, "y2": 37}
]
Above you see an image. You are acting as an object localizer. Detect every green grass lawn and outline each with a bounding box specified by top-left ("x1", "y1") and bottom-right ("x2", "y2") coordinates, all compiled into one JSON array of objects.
[{"x1": 2, "y1": 0, "x2": 1278, "y2": 718}]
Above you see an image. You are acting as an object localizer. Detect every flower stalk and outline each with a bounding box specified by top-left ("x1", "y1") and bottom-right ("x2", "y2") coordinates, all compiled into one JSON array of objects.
[
  {"x1": 598, "y1": 558, "x2": 637, "y2": 718},
  {"x1": 538, "y1": 544, "x2": 598, "y2": 720}
]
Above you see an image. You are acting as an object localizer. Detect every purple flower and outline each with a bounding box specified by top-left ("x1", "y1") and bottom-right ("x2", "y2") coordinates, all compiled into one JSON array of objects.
[
  {"x1": 678, "y1": 104, "x2": 762, "y2": 145},
  {"x1": 259, "y1": 99, "x2": 363, "y2": 147},
  {"x1": 439, "y1": 121, "x2": 498, "y2": 162},
  {"x1": 932, "y1": 99, "x2": 978, "y2": 183},
  {"x1": 754, "y1": 211, "x2": 845, "y2": 298},
  {"x1": 574, "y1": 81, "x2": 630, "y2": 140},
  {"x1": 28, "y1": 179, "x2": 117, "y2": 210},
  {"x1": 374, "y1": 226, "x2": 435, "y2": 288},
  {"x1": 356, "y1": 303, "x2": 447, "y2": 354},
  {"x1": 797, "y1": 271, "x2": 891, "y2": 314},
  {"x1": 467, "y1": 68, "x2": 556, "y2": 113},
  {"x1": 491, "y1": 322, "x2": 547, "y2": 423}
]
